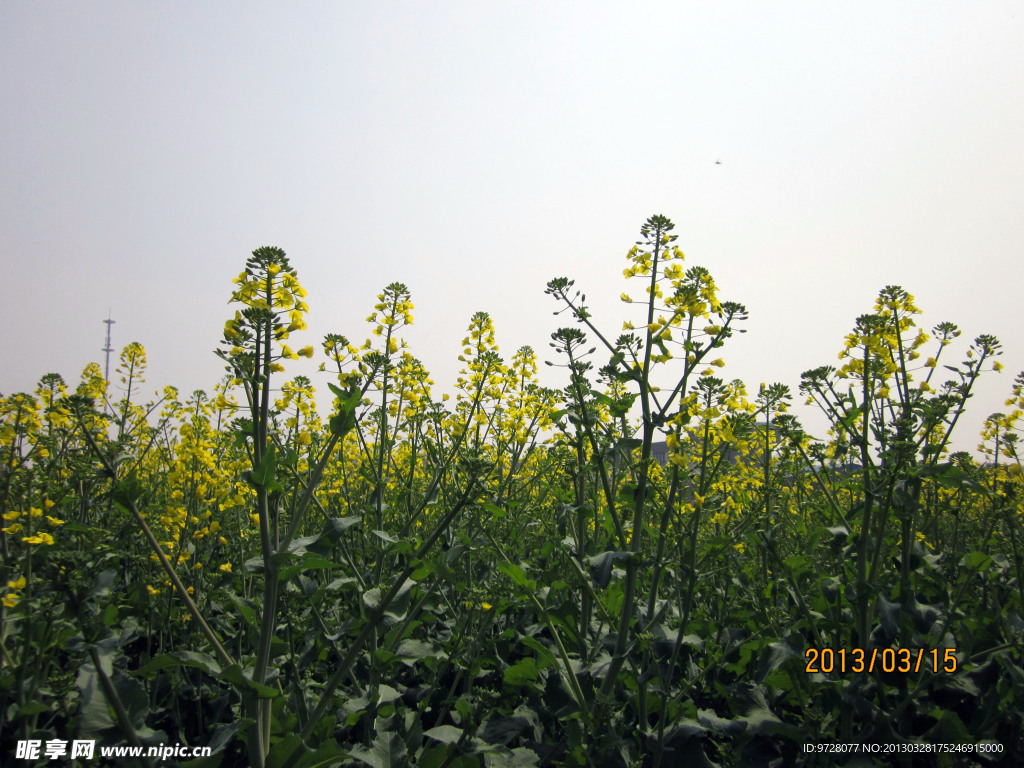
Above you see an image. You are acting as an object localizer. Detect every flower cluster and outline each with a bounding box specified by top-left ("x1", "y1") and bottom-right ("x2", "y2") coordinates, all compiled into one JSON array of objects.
[{"x1": 220, "y1": 247, "x2": 310, "y2": 381}]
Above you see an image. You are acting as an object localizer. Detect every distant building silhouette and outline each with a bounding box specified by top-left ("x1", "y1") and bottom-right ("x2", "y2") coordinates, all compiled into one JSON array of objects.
[{"x1": 651, "y1": 441, "x2": 669, "y2": 466}]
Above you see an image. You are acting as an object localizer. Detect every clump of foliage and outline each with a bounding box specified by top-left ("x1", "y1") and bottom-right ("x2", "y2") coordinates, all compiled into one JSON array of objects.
[{"x1": 1, "y1": 218, "x2": 1022, "y2": 767}]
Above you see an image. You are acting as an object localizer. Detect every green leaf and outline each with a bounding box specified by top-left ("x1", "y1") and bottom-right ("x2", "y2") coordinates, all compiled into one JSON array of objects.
[
  {"x1": 376, "y1": 684, "x2": 402, "y2": 705},
  {"x1": 504, "y1": 657, "x2": 539, "y2": 687},
  {"x1": 349, "y1": 732, "x2": 408, "y2": 768},
  {"x1": 267, "y1": 734, "x2": 347, "y2": 768},
  {"x1": 497, "y1": 562, "x2": 536, "y2": 591},
  {"x1": 218, "y1": 664, "x2": 279, "y2": 698},
  {"x1": 204, "y1": 720, "x2": 250, "y2": 756},
  {"x1": 395, "y1": 639, "x2": 438, "y2": 664},
  {"x1": 479, "y1": 716, "x2": 530, "y2": 746},
  {"x1": 175, "y1": 650, "x2": 223, "y2": 676},
  {"x1": 518, "y1": 636, "x2": 557, "y2": 671},
  {"x1": 250, "y1": 445, "x2": 278, "y2": 489},
  {"x1": 917, "y1": 462, "x2": 992, "y2": 496},
  {"x1": 14, "y1": 701, "x2": 51, "y2": 718},
  {"x1": 424, "y1": 725, "x2": 465, "y2": 745},
  {"x1": 825, "y1": 525, "x2": 849, "y2": 545},
  {"x1": 960, "y1": 550, "x2": 994, "y2": 572},
  {"x1": 323, "y1": 516, "x2": 363, "y2": 536},
  {"x1": 755, "y1": 642, "x2": 799, "y2": 682},
  {"x1": 112, "y1": 471, "x2": 145, "y2": 507},
  {"x1": 730, "y1": 683, "x2": 802, "y2": 740},
  {"x1": 135, "y1": 651, "x2": 222, "y2": 678},
  {"x1": 923, "y1": 710, "x2": 970, "y2": 744},
  {"x1": 88, "y1": 569, "x2": 117, "y2": 600},
  {"x1": 372, "y1": 530, "x2": 399, "y2": 544},
  {"x1": 362, "y1": 579, "x2": 414, "y2": 624},
  {"x1": 329, "y1": 387, "x2": 361, "y2": 437},
  {"x1": 232, "y1": 419, "x2": 255, "y2": 446},
  {"x1": 610, "y1": 393, "x2": 638, "y2": 418},
  {"x1": 586, "y1": 551, "x2": 634, "y2": 590},
  {"x1": 483, "y1": 747, "x2": 541, "y2": 767},
  {"x1": 482, "y1": 501, "x2": 508, "y2": 518},
  {"x1": 697, "y1": 709, "x2": 744, "y2": 736},
  {"x1": 279, "y1": 551, "x2": 338, "y2": 582}
]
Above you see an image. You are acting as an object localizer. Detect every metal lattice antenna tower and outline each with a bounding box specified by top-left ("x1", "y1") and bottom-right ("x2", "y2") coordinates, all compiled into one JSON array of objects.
[{"x1": 102, "y1": 312, "x2": 116, "y2": 384}]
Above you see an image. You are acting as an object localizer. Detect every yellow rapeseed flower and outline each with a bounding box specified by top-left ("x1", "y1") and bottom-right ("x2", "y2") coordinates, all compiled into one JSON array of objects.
[
  {"x1": 7, "y1": 577, "x2": 26, "y2": 590},
  {"x1": 21, "y1": 533, "x2": 54, "y2": 545},
  {"x1": 219, "y1": 563, "x2": 233, "y2": 573}
]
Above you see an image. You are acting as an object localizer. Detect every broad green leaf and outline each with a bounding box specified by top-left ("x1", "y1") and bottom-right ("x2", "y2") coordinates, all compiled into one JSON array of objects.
[
  {"x1": 960, "y1": 550, "x2": 994, "y2": 572},
  {"x1": 424, "y1": 725, "x2": 465, "y2": 745},
  {"x1": 395, "y1": 638, "x2": 438, "y2": 663},
  {"x1": 586, "y1": 551, "x2": 633, "y2": 590},
  {"x1": 135, "y1": 651, "x2": 221, "y2": 678},
  {"x1": 504, "y1": 657, "x2": 539, "y2": 687},
  {"x1": 251, "y1": 445, "x2": 277, "y2": 488},
  {"x1": 266, "y1": 733, "x2": 345, "y2": 768},
  {"x1": 349, "y1": 732, "x2": 408, "y2": 768},
  {"x1": 372, "y1": 529, "x2": 399, "y2": 544}
]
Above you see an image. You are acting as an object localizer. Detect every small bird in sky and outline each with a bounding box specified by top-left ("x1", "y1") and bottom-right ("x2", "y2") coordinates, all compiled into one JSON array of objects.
[{"x1": 715, "y1": 159, "x2": 722, "y2": 165}]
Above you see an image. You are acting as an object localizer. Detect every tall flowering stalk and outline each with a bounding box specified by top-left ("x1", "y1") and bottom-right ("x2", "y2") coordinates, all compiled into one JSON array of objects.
[
  {"x1": 546, "y1": 214, "x2": 748, "y2": 758},
  {"x1": 799, "y1": 286, "x2": 1003, "y2": 649},
  {"x1": 218, "y1": 247, "x2": 311, "y2": 766}
]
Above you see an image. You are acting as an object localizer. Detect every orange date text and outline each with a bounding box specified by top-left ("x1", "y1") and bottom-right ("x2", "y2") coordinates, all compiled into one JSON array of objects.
[{"x1": 804, "y1": 647, "x2": 958, "y2": 674}]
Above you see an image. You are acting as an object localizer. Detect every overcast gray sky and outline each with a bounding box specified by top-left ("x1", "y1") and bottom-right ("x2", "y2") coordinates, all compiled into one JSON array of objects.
[{"x1": 2, "y1": 2, "x2": 1022, "y2": 453}]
